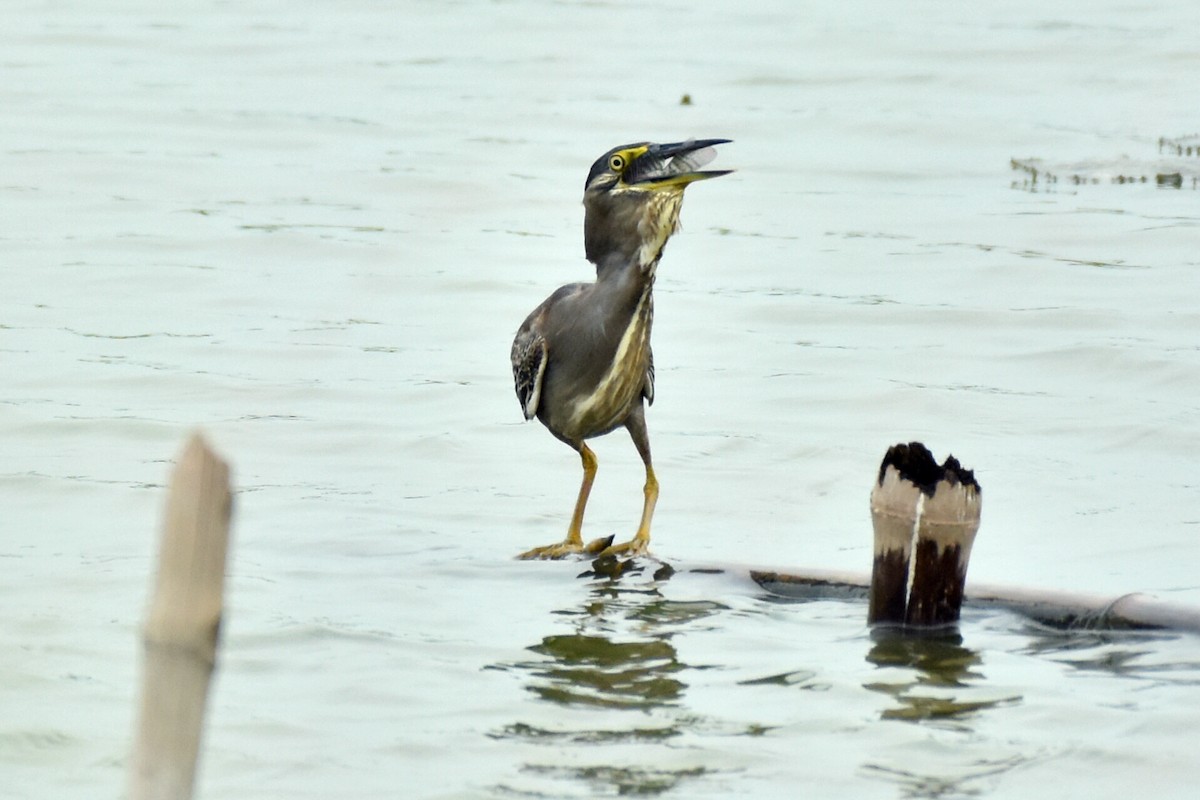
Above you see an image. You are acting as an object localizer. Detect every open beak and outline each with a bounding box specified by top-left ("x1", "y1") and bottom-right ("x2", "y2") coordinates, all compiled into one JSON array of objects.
[{"x1": 624, "y1": 138, "x2": 733, "y2": 189}]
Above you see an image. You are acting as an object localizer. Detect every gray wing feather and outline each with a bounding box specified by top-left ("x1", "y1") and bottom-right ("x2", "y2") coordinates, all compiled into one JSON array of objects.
[{"x1": 511, "y1": 328, "x2": 548, "y2": 420}]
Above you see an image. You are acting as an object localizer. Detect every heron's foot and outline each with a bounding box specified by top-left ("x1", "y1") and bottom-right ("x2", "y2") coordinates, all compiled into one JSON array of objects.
[
  {"x1": 518, "y1": 535, "x2": 614, "y2": 561},
  {"x1": 597, "y1": 535, "x2": 650, "y2": 559}
]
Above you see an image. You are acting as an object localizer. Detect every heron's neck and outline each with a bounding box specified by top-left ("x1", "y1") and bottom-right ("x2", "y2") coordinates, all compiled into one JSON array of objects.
[
  {"x1": 592, "y1": 252, "x2": 653, "y2": 290},
  {"x1": 584, "y1": 189, "x2": 684, "y2": 281}
]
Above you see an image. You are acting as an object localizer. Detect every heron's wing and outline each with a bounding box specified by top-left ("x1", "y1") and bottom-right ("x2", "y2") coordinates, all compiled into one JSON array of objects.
[
  {"x1": 511, "y1": 328, "x2": 548, "y2": 420},
  {"x1": 643, "y1": 347, "x2": 655, "y2": 406}
]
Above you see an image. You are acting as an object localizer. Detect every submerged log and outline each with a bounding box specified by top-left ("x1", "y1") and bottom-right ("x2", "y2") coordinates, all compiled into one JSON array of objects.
[
  {"x1": 868, "y1": 443, "x2": 981, "y2": 627},
  {"x1": 750, "y1": 569, "x2": 1200, "y2": 634},
  {"x1": 130, "y1": 433, "x2": 233, "y2": 800},
  {"x1": 577, "y1": 559, "x2": 1200, "y2": 633}
]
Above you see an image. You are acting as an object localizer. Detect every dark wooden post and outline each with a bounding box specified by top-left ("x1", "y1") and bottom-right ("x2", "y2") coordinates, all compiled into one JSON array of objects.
[
  {"x1": 868, "y1": 442, "x2": 981, "y2": 627},
  {"x1": 867, "y1": 458, "x2": 921, "y2": 624},
  {"x1": 130, "y1": 433, "x2": 233, "y2": 800}
]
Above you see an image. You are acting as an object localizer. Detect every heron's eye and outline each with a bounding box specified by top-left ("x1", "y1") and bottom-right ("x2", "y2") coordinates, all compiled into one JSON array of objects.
[{"x1": 609, "y1": 154, "x2": 626, "y2": 172}]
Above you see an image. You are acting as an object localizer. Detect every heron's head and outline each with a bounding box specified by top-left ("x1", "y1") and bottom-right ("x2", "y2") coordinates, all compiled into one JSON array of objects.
[{"x1": 582, "y1": 138, "x2": 731, "y2": 269}]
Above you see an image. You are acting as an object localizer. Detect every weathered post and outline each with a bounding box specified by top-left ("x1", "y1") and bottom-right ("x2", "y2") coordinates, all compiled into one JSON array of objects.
[
  {"x1": 867, "y1": 455, "x2": 924, "y2": 624},
  {"x1": 868, "y1": 442, "x2": 981, "y2": 627},
  {"x1": 130, "y1": 433, "x2": 233, "y2": 800}
]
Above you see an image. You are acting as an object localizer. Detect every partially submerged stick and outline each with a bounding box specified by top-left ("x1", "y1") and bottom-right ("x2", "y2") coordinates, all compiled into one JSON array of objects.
[
  {"x1": 130, "y1": 434, "x2": 233, "y2": 800},
  {"x1": 750, "y1": 569, "x2": 1200, "y2": 634},
  {"x1": 868, "y1": 443, "x2": 981, "y2": 627},
  {"x1": 581, "y1": 557, "x2": 1200, "y2": 633}
]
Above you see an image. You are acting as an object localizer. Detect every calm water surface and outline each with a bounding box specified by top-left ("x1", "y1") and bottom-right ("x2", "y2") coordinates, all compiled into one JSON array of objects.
[{"x1": 3, "y1": 1, "x2": 1200, "y2": 797}]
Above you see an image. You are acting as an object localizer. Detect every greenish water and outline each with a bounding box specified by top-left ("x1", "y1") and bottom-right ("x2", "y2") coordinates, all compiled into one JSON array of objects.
[{"x1": 3, "y1": 0, "x2": 1200, "y2": 797}]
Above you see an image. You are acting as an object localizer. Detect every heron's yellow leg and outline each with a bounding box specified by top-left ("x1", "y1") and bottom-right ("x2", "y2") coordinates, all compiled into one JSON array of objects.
[
  {"x1": 566, "y1": 443, "x2": 598, "y2": 544},
  {"x1": 596, "y1": 407, "x2": 657, "y2": 558},
  {"x1": 598, "y1": 464, "x2": 656, "y2": 558},
  {"x1": 518, "y1": 443, "x2": 612, "y2": 560}
]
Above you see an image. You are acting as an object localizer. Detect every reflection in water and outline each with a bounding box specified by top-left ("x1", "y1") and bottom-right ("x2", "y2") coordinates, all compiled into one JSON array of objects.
[
  {"x1": 524, "y1": 633, "x2": 684, "y2": 709},
  {"x1": 518, "y1": 763, "x2": 709, "y2": 796},
  {"x1": 737, "y1": 668, "x2": 822, "y2": 689},
  {"x1": 862, "y1": 756, "x2": 1031, "y2": 800},
  {"x1": 490, "y1": 561, "x2": 731, "y2": 795},
  {"x1": 861, "y1": 628, "x2": 1030, "y2": 798},
  {"x1": 507, "y1": 564, "x2": 726, "y2": 712},
  {"x1": 1018, "y1": 623, "x2": 1200, "y2": 685},
  {"x1": 496, "y1": 721, "x2": 679, "y2": 745},
  {"x1": 864, "y1": 627, "x2": 1020, "y2": 724}
]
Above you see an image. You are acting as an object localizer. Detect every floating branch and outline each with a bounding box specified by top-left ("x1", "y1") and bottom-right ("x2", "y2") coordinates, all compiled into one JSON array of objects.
[{"x1": 129, "y1": 433, "x2": 233, "y2": 800}]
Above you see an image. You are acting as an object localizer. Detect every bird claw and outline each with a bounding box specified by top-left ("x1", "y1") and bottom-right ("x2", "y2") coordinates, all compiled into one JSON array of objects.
[
  {"x1": 517, "y1": 534, "x2": 614, "y2": 561},
  {"x1": 584, "y1": 534, "x2": 615, "y2": 555},
  {"x1": 597, "y1": 536, "x2": 650, "y2": 559}
]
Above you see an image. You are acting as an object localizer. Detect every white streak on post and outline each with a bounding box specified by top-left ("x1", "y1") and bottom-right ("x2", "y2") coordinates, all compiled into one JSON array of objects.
[
  {"x1": 905, "y1": 492, "x2": 925, "y2": 605},
  {"x1": 130, "y1": 433, "x2": 233, "y2": 800}
]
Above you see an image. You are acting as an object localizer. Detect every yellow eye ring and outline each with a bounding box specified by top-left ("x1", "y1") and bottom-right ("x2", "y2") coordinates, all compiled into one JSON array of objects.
[{"x1": 609, "y1": 154, "x2": 625, "y2": 171}]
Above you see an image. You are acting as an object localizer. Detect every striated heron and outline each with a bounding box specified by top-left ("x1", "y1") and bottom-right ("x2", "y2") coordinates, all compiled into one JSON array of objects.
[{"x1": 511, "y1": 138, "x2": 732, "y2": 559}]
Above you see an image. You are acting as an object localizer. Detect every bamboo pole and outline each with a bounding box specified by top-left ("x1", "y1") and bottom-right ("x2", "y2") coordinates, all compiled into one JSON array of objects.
[
  {"x1": 905, "y1": 457, "x2": 981, "y2": 625},
  {"x1": 129, "y1": 433, "x2": 233, "y2": 800},
  {"x1": 867, "y1": 443, "x2": 981, "y2": 626},
  {"x1": 866, "y1": 463, "x2": 921, "y2": 624}
]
